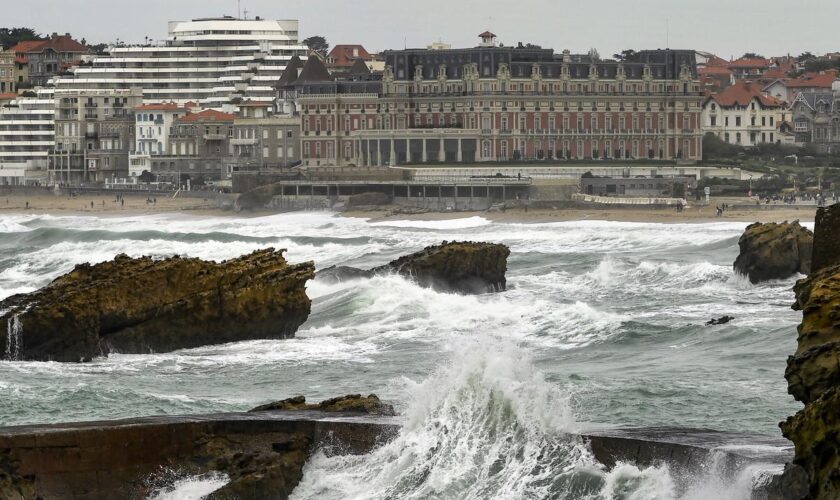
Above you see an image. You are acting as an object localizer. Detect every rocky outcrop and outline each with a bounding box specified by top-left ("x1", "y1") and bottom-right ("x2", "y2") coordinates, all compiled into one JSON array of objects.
[
  {"x1": 782, "y1": 206, "x2": 840, "y2": 499},
  {"x1": 318, "y1": 241, "x2": 510, "y2": 294},
  {"x1": 734, "y1": 221, "x2": 813, "y2": 283},
  {"x1": 0, "y1": 450, "x2": 34, "y2": 500},
  {"x1": 812, "y1": 204, "x2": 840, "y2": 274},
  {"x1": 0, "y1": 249, "x2": 314, "y2": 362},
  {"x1": 250, "y1": 394, "x2": 396, "y2": 416},
  {"x1": 235, "y1": 183, "x2": 285, "y2": 211}
]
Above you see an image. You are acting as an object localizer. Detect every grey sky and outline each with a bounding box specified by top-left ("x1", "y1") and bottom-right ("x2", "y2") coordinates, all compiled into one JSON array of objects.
[{"x1": 8, "y1": 0, "x2": 838, "y2": 58}]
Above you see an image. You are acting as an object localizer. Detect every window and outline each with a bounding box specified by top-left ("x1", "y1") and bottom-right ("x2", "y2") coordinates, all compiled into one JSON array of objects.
[
  {"x1": 736, "y1": 132, "x2": 742, "y2": 143},
  {"x1": 711, "y1": 116, "x2": 717, "y2": 127},
  {"x1": 736, "y1": 116, "x2": 741, "y2": 127}
]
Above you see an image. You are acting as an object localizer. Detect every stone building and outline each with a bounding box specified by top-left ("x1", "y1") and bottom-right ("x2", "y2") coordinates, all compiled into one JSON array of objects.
[
  {"x1": 49, "y1": 89, "x2": 143, "y2": 184},
  {"x1": 0, "y1": 51, "x2": 15, "y2": 93},
  {"x1": 11, "y1": 35, "x2": 88, "y2": 87},
  {"x1": 290, "y1": 33, "x2": 705, "y2": 167},
  {"x1": 150, "y1": 109, "x2": 236, "y2": 184},
  {"x1": 702, "y1": 80, "x2": 787, "y2": 146},
  {"x1": 226, "y1": 101, "x2": 300, "y2": 175},
  {"x1": 790, "y1": 91, "x2": 840, "y2": 153}
]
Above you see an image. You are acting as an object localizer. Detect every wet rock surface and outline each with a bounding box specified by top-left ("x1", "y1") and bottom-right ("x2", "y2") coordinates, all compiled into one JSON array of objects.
[
  {"x1": 318, "y1": 241, "x2": 510, "y2": 294},
  {"x1": 250, "y1": 394, "x2": 396, "y2": 416},
  {"x1": 734, "y1": 221, "x2": 813, "y2": 284},
  {"x1": 0, "y1": 249, "x2": 314, "y2": 362},
  {"x1": 783, "y1": 206, "x2": 840, "y2": 499},
  {"x1": 811, "y1": 204, "x2": 840, "y2": 274}
]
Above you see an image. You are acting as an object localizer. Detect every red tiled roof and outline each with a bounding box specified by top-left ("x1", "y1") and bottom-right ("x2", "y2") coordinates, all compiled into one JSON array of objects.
[
  {"x1": 728, "y1": 57, "x2": 771, "y2": 68},
  {"x1": 0, "y1": 93, "x2": 17, "y2": 100},
  {"x1": 704, "y1": 55, "x2": 729, "y2": 67},
  {"x1": 177, "y1": 109, "x2": 235, "y2": 123},
  {"x1": 326, "y1": 44, "x2": 373, "y2": 67},
  {"x1": 785, "y1": 71, "x2": 838, "y2": 89},
  {"x1": 706, "y1": 80, "x2": 784, "y2": 108},
  {"x1": 135, "y1": 102, "x2": 184, "y2": 111},
  {"x1": 14, "y1": 55, "x2": 27, "y2": 64},
  {"x1": 762, "y1": 68, "x2": 788, "y2": 80},
  {"x1": 479, "y1": 31, "x2": 496, "y2": 38},
  {"x1": 699, "y1": 66, "x2": 733, "y2": 76},
  {"x1": 9, "y1": 40, "x2": 46, "y2": 53}
]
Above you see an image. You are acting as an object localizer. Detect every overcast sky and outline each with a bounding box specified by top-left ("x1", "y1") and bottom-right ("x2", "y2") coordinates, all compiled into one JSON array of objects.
[{"x1": 7, "y1": 0, "x2": 838, "y2": 58}]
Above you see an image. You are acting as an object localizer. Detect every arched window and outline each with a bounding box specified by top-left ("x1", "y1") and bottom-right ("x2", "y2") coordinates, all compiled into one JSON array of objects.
[{"x1": 482, "y1": 140, "x2": 491, "y2": 159}]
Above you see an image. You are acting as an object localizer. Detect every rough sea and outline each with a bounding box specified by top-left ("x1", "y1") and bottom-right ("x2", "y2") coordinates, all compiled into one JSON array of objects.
[{"x1": 0, "y1": 212, "x2": 803, "y2": 499}]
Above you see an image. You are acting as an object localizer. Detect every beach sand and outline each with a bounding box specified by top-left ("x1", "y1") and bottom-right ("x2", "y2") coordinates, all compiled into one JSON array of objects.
[
  {"x1": 0, "y1": 192, "x2": 229, "y2": 217},
  {"x1": 0, "y1": 191, "x2": 819, "y2": 224}
]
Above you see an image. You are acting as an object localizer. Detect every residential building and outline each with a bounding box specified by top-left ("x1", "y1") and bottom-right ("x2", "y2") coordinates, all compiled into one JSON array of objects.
[
  {"x1": 0, "y1": 92, "x2": 54, "y2": 185},
  {"x1": 291, "y1": 34, "x2": 705, "y2": 167},
  {"x1": 763, "y1": 70, "x2": 839, "y2": 103},
  {"x1": 128, "y1": 102, "x2": 191, "y2": 177},
  {"x1": 790, "y1": 91, "x2": 840, "y2": 152},
  {"x1": 0, "y1": 51, "x2": 15, "y2": 93},
  {"x1": 150, "y1": 109, "x2": 236, "y2": 183},
  {"x1": 326, "y1": 45, "x2": 376, "y2": 75},
  {"x1": 11, "y1": 34, "x2": 89, "y2": 86},
  {"x1": 727, "y1": 57, "x2": 772, "y2": 79},
  {"x1": 226, "y1": 102, "x2": 300, "y2": 175},
  {"x1": 49, "y1": 89, "x2": 143, "y2": 184},
  {"x1": 53, "y1": 17, "x2": 307, "y2": 107},
  {"x1": 702, "y1": 80, "x2": 787, "y2": 146}
]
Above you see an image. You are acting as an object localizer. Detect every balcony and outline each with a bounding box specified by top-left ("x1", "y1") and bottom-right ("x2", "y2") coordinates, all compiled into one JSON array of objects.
[
  {"x1": 84, "y1": 103, "x2": 98, "y2": 109},
  {"x1": 203, "y1": 133, "x2": 227, "y2": 141},
  {"x1": 230, "y1": 138, "x2": 259, "y2": 146}
]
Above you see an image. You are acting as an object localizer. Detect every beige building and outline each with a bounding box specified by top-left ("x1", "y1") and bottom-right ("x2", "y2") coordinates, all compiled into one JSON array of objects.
[
  {"x1": 226, "y1": 101, "x2": 300, "y2": 176},
  {"x1": 702, "y1": 80, "x2": 787, "y2": 146},
  {"x1": 0, "y1": 51, "x2": 15, "y2": 93},
  {"x1": 49, "y1": 89, "x2": 143, "y2": 184}
]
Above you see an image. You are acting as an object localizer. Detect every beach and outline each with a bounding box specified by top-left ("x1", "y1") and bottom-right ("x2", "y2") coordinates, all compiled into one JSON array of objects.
[{"x1": 0, "y1": 190, "x2": 819, "y2": 224}]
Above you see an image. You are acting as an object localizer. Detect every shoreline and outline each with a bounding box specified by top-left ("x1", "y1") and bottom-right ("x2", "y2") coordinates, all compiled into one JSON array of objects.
[{"x1": 0, "y1": 192, "x2": 819, "y2": 224}]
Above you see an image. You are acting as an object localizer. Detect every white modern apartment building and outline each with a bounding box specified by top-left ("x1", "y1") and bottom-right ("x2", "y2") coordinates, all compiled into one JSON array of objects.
[
  {"x1": 129, "y1": 102, "x2": 192, "y2": 176},
  {"x1": 52, "y1": 17, "x2": 308, "y2": 108},
  {"x1": 0, "y1": 90, "x2": 54, "y2": 185}
]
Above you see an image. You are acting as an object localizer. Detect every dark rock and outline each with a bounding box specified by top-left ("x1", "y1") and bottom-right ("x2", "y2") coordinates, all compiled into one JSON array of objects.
[
  {"x1": 347, "y1": 191, "x2": 391, "y2": 207},
  {"x1": 734, "y1": 221, "x2": 813, "y2": 284},
  {"x1": 372, "y1": 241, "x2": 510, "y2": 294},
  {"x1": 0, "y1": 449, "x2": 35, "y2": 500},
  {"x1": 0, "y1": 249, "x2": 315, "y2": 362},
  {"x1": 250, "y1": 394, "x2": 396, "y2": 416},
  {"x1": 762, "y1": 463, "x2": 809, "y2": 500},
  {"x1": 812, "y1": 204, "x2": 840, "y2": 274},
  {"x1": 706, "y1": 315, "x2": 734, "y2": 326},
  {"x1": 782, "y1": 208, "x2": 840, "y2": 498},
  {"x1": 235, "y1": 183, "x2": 284, "y2": 211},
  {"x1": 316, "y1": 241, "x2": 510, "y2": 294},
  {"x1": 316, "y1": 265, "x2": 373, "y2": 283}
]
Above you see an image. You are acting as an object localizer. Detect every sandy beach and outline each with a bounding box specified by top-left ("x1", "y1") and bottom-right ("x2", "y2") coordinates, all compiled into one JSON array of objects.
[
  {"x1": 0, "y1": 191, "x2": 229, "y2": 217},
  {"x1": 0, "y1": 191, "x2": 819, "y2": 224}
]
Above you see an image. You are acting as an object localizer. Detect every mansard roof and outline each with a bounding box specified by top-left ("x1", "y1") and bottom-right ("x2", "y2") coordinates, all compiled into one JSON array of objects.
[{"x1": 274, "y1": 55, "x2": 305, "y2": 88}]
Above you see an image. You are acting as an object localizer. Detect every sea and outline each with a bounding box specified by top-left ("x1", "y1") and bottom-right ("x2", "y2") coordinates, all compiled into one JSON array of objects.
[{"x1": 0, "y1": 212, "x2": 802, "y2": 499}]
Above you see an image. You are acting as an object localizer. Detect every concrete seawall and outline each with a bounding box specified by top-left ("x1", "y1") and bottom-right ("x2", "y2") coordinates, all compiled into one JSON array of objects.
[{"x1": 0, "y1": 413, "x2": 792, "y2": 499}]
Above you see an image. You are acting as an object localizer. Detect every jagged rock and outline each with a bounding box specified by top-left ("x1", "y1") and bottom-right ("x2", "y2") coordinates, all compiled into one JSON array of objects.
[
  {"x1": 762, "y1": 463, "x2": 809, "y2": 500},
  {"x1": 316, "y1": 266, "x2": 373, "y2": 283},
  {"x1": 706, "y1": 316, "x2": 734, "y2": 326},
  {"x1": 317, "y1": 241, "x2": 510, "y2": 294},
  {"x1": 372, "y1": 241, "x2": 510, "y2": 293},
  {"x1": 734, "y1": 221, "x2": 813, "y2": 284},
  {"x1": 812, "y1": 204, "x2": 840, "y2": 274},
  {"x1": 0, "y1": 249, "x2": 314, "y2": 362},
  {"x1": 0, "y1": 450, "x2": 34, "y2": 500},
  {"x1": 250, "y1": 394, "x2": 396, "y2": 416},
  {"x1": 782, "y1": 209, "x2": 840, "y2": 499},
  {"x1": 347, "y1": 191, "x2": 392, "y2": 207}
]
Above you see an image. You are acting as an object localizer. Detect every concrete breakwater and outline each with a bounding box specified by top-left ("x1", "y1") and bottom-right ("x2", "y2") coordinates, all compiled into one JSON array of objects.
[{"x1": 0, "y1": 412, "x2": 793, "y2": 500}]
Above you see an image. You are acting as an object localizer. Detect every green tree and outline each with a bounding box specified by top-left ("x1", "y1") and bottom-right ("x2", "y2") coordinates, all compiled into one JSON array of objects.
[
  {"x1": 741, "y1": 52, "x2": 764, "y2": 59},
  {"x1": 0, "y1": 27, "x2": 44, "y2": 50},
  {"x1": 613, "y1": 49, "x2": 637, "y2": 61},
  {"x1": 302, "y1": 35, "x2": 329, "y2": 58}
]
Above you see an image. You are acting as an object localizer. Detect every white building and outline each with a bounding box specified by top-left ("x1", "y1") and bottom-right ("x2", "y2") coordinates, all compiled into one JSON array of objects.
[
  {"x1": 0, "y1": 91, "x2": 54, "y2": 185},
  {"x1": 52, "y1": 17, "x2": 308, "y2": 108},
  {"x1": 129, "y1": 102, "x2": 192, "y2": 177},
  {"x1": 702, "y1": 80, "x2": 787, "y2": 146}
]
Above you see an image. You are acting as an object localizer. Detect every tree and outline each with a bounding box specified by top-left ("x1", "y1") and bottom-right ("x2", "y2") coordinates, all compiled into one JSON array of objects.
[
  {"x1": 88, "y1": 43, "x2": 108, "y2": 55},
  {"x1": 0, "y1": 27, "x2": 44, "y2": 50},
  {"x1": 302, "y1": 35, "x2": 329, "y2": 58},
  {"x1": 138, "y1": 170, "x2": 156, "y2": 183},
  {"x1": 613, "y1": 49, "x2": 637, "y2": 62},
  {"x1": 797, "y1": 52, "x2": 815, "y2": 62},
  {"x1": 588, "y1": 48, "x2": 601, "y2": 61},
  {"x1": 741, "y1": 52, "x2": 764, "y2": 59}
]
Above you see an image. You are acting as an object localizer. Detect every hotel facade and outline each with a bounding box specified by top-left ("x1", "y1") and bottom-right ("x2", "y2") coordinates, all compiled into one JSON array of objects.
[{"x1": 294, "y1": 34, "x2": 705, "y2": 167}]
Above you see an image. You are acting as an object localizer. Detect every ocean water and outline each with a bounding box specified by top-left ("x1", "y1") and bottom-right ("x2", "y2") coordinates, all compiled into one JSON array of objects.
[{"x1": 0, "y1": 212, "x2": 802, "y2": 498}]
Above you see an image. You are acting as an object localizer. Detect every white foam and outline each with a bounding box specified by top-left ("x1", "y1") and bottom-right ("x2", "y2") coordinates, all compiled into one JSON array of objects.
[
  {"x1": 147, "y1": 472, "x2": 228, "y2": 500},
  {"x1": 368, "y1": 215, "x2": 491, "y2": 230}
]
